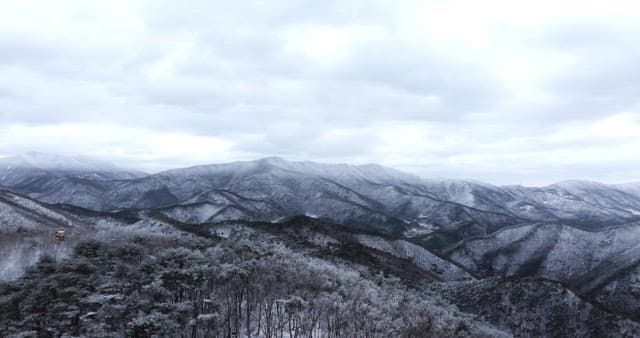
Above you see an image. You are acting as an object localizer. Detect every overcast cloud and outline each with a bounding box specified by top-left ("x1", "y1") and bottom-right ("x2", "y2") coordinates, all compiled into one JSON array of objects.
[{"x1": 1, "y1": 0, "x2": 639, "y2": 185}]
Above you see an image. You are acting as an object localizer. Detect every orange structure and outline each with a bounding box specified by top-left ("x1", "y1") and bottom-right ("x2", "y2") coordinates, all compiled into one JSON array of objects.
[{"x1": 55, "y1": 230, "x2": 65, "y2": 241}]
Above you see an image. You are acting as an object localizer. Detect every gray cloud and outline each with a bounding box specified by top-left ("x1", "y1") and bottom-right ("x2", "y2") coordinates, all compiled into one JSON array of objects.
[{"x1": 0, "y1": 0, "x2": 639, "y2": 185}]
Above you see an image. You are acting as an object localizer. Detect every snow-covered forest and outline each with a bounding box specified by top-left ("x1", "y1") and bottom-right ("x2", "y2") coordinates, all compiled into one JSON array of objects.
[{"x1": 0, "y1": 234, "x2": 507, "y2": 337}]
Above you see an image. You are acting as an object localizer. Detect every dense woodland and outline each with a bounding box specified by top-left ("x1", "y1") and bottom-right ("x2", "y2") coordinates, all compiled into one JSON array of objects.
[{"x1": 0, "y1": 234, "x2": 502, "y2": 338}]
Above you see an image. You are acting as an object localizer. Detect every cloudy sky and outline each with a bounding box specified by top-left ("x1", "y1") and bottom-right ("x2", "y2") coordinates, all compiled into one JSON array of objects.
[{"x1": 1, "y1": 0, "x2": 639, "y2": 185}]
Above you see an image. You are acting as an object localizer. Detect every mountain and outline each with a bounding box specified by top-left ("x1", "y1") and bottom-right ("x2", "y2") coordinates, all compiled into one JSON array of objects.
[
  {"x1": 114, "y1": 159, "x2": 640, "y2": 246},
  {"x1": 0, "y1": 152, "x2": 145, "y2": 209},
  {"x1": 206, "y1": 215, "x2": 475, "y2": 282},
  {"x1": 443, "y1": 222, "x2": 640, "y2": 319},
  {"x1": 3, "y1": 155, "x2": 640, "y2": 250},
  {"x1": 3, "y1": 191, "x2": 639, "y2": 337},
  {"x1": 500, "y1": 181, "x2": 640, "y2": 227},
  {"x1": 0, "y1": 152, "x2": 144, "y2": 181},
  {"x1": 616, "y1": 182, "x2": 640, "y2": 197},
  {"x1": 0, "y1": 186, "x2": 476, "y2": 285},
  {"x1": 5, "y1": 162, "x2": 640, "y2": 336},
  {"x1": 0, "y1": 156, "x2": 517, "y2": 238}
]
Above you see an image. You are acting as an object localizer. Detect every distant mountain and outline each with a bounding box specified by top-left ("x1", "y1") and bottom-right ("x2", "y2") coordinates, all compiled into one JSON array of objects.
[
  {"x1": 0, "y1": 152, "x2": 144, "y2": 180},
  {"x1": 0, "y1": 152, "x2": 145, "y2": 209},
  {"x1": 2, "y1": 155, "x2": 640, "y2": 249},
  {"x1": 93, "y1": 157, "x2": 523, "y2": 238},
  {"x1": 501, "y1": 180, "x2": 640, "y2": 227}
]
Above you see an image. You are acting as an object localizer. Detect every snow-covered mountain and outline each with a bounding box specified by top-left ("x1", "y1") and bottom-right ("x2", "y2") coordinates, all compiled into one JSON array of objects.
[
  {"x1": 444, "y1": 221, "x2": 640, "y2": 319},
  {"x1": 615, "y1": 182, "x2": 640, "y2": 197},
  {"x1": 3, "y1": 182, "x2": 640, "y2": 335},
  {"x1": 110, "y1": 158, "x2": 640, "y2": 244},
  {"x1": 0, "y1": 152, "x2": 145, "y2": 209},
  {"x1": 500, "y1": 180, "x2": 640, "y2": 226},
  {"x1": 0, "y1": 152, "x2": 143, "y2": 180},
  {"x1": 3, "y1": 155, "x2": 640, "y2": 249},
  {"x1": 95, "y1": 157, "x2": 524, "y2": 238}
]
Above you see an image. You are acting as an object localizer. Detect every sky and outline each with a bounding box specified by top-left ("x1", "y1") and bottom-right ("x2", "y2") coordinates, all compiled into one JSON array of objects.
[{"x1": 0, "y1": 0, "x2": 639, "y2": 185}]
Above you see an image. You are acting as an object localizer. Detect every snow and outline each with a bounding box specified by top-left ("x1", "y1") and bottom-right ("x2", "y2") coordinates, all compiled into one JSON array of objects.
[
  {"x1": 447, "y1": 222, "x2": 640, "y2": 293},
  {"x1": 0, "y1": 234, "x2": 73, "y2": 281},
  {"x1": 404, "y1": 223, "x2": 436, "y2": 237},
  {"x1": 354, "y1": 234, "x2": 473, "y2": 281},
  {"x1": 162, "y1": 203, "x2": 226, "y2": 224}
]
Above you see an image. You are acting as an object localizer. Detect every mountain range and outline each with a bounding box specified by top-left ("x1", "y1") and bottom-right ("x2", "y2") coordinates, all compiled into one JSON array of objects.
[
  {"x1": 3, "y1": 152, "x2": 640, "y2": 247},
  {"x1": 3, "y1": 152, "x2": 640, "y2": 336}
]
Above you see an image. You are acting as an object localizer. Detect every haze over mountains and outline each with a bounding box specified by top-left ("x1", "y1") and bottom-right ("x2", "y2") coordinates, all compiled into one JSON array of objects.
[{"x1": 3, "y1": 152, "x2": 640, "y2": 336}]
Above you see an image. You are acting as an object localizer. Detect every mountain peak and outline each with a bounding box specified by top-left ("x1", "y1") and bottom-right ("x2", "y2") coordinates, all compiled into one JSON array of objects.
[
  {"x1": 257, "y1": 156, "x2": 288, "y2": 166},
  {"x1": 252, "y1": 157, "x2": 423, "y2": 183},
  {"x1": 547, "y1": 180, "x2": 608, "y2": 190},
  {"x1": 0, "y1": 152, "x2": 144, "y2": 176}
]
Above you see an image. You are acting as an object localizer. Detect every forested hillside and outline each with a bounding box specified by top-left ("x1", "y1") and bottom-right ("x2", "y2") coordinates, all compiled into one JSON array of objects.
[{"x1": 0, "y1": 235, "x2": 506, "y2": 337}]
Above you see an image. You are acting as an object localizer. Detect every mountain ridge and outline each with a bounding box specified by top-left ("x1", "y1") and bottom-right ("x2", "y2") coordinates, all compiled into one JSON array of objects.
[
  {"x1": 2, "y1": 153, "x2": 640, "y2": 249},
  {"x1": 3, "y1": 152, "x2": 639, "y2": 188}
]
